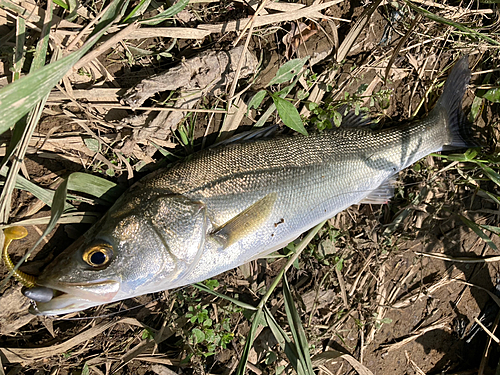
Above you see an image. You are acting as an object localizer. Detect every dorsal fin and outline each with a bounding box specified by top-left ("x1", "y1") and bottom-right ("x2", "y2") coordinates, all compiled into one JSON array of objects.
[
  {"x1": 338, "y1": 109, "x2": 372, "y2": 128},
  {"x1": 330, "y1": 105, "x2": 372, "y2": 128},
  {"x1": 212, "y1": 126, "x2": 280, "y2": 148}
]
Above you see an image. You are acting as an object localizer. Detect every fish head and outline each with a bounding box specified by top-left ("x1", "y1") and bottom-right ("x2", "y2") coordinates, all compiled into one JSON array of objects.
[
  {"x1": 28, "y1": 193, "x2": 209, "y2": 315},
  {"x1": 28, "y1": 233, "x2": 121, "y2": 315}
]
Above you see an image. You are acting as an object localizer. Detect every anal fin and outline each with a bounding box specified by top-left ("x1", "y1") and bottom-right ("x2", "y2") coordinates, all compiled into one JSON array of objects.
[
  {"x1": 212, "y1": 193, "x2": 277, "y2": 249},
  {"x1": 360, "y1": 176, "x2": 397, "y2": 205}
]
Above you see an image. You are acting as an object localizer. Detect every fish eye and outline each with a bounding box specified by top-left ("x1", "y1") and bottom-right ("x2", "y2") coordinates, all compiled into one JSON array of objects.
[{"x1": 82, "y1": 243, "x2": 113, "y2": 268}]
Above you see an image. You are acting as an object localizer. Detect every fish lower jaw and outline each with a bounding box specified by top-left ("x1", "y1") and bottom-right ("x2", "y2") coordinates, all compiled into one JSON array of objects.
[
  {"x1": 26, "y1": 280, "x2": 121, "y2": 315},
  {"x1": 29, "y1": 294, "x2": 106, "y2": 316}
]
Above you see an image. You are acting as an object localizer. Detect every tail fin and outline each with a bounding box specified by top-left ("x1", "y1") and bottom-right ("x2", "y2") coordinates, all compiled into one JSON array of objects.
[{"x1": 434, "y1": 56, "x2": 480, "y2": 149}]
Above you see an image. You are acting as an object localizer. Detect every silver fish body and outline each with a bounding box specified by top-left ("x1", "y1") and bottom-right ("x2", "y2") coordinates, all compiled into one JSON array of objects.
[{"x1": 28, "y1": 56, "x2": 477, "y2": 315}]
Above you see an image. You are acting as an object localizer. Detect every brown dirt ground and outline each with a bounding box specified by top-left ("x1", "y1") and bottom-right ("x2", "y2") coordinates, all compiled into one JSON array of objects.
[{"x1": 1, "y1": 1, "x2": 500, "y2": 375}]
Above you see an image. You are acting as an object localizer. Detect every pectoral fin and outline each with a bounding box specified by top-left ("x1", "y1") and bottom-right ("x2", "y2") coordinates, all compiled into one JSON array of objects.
[{"x1": 213, "y1": 193, "x2": 277, "y2": 249}]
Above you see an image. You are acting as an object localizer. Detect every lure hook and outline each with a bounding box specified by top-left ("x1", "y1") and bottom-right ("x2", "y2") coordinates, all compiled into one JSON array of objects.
[{"x1": 2, "y1": 226, "x2": 37, "y2": 288}]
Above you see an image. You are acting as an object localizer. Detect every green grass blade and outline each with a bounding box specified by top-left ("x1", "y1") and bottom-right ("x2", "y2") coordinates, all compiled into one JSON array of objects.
[
  {"x1": 52, "y1": 0, "x2": 69, "y2": 10},
  {"x1": 29, "y1": 3, "x2": 52, "y2": 73},
  {"x1": 0, "y1": 0, "x2": 129, "y2": 135},
  {"x1": 91, "y1": 0, "x2": 130, "y2": 36},
  {"x1": 0, "y1": 116, "x2": 26, "y2": 169},
  {"x1": 13, "y1": 17, "x2": 25, "y2": 81},
  {"x1": 1, "y1": 212, "x2": 100, "y2": 228},
  {"x1": 0, "y1": 165, "x2": 73, "y2": 209},
  {"x1": 235, "y1": 309, "x2": 264, "y2": 375},
  {"x1": 481, "y1": 224, "x2": 500, "y2": 236},
  {"x1": 254, "y1": 102, "x2": 277, "y2": 128},
  {"x1": 264, "y1": 307, "x2": 306, "y2": 375},
  {"x1": 193, "y1": 283, "x2": 258, "y2": 311},
  {"x1": 123, "y1": 0, "x2": 151, "y2": 22},
  {"x1": 458, "y1": 215, "x2": 498, "y2": 251},
  {"x1": 139, "y1": 0, "x2": 188, "y2": 25},
  {"x1": 479, "y1": 164, "x2": 500, "y2": 188},
  {"x1": 65, "y1": 172, "x2": 124, "y2": 203},
  {"x1": 0, "y1": 1, "x2": 55, "y2": 222},
  {"x1": 283, "y1": 275, "x2": 314, "y2": 375},
  {"x1": 405, "y1": 1, "x2": 500, "y2": 46},
  {"x1": 233, "y1": 221, "x2": 326, "y2": 374}
]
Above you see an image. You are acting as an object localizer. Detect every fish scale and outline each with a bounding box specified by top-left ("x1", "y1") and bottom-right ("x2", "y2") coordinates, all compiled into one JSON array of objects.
[{"x1": 19, "y1": 56, "x2": 479, "y2": 315}]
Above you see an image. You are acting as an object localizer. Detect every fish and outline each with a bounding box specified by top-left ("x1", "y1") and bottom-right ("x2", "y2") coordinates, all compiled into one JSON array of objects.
[{"x1": 19, "y1": 56, "x2": 477, "y2": 315}]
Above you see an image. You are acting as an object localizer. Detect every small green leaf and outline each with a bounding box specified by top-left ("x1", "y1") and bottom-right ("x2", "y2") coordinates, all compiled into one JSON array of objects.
[
  {"x1": 84, "y1": 137, "x2": 101, "y2": 152},
  {"x1": 267, "y1": 57, "x2": 309, "y2": 86},
  {"x1": 482, "y1": 88, "x2": 500, "y2": 103},
  {"x1": 203, "y1": 318, "x2": 213, "y2": 327},
  {"x1": 469, "y1": 96, "x2": 483, "y2": 122},
  {"x1": 464, "y1": 148, "x2": 479, "y2": 161},
  {"x1": 192, "y1": 328, "x2": 205, "y2": 344},
  {"x1": 297, "y1": 89, "x2": 309, "y2": 100},
  {"x1": 248, "y1": 90, "x2": 267, "y2": 113},
  {"x1": 271, "y1": 94, "x2": 308, "y2": 135},
  {"x1": 308, "y1": 102, "x2": 319, "y2": 112},
  {"x1": 265, "y1": 351, "x2": 278, "y2": 365},
  {"x1": 335, "y1": 257, "x2": 344, "y2": 271},
  {"x1": 142, "y1": 328, "x2": 155, "y2": 340},
  {"x1": 332, "y1": 111, "x2": 342, "y2": 127},
  {"x1": 357, "y1": 83, "x2": 368, "y2": 94},
  {"x1": 254, "y1": 69, "x2": 303, "y2": 128},
  {"x1": 205, "y1": 279, "x2": 219, "y2": 291},
  {"x1": 53, "y1": 0, "x2": 69, "y2": 9},
  {"x1": 81, "y1": 363, "x2": 90, "y2": 375}
]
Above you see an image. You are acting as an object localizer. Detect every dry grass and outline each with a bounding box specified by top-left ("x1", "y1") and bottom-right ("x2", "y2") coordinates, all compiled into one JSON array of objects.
[{"x1": 1, "y1": 0, "x2": 500, "y2": 374}]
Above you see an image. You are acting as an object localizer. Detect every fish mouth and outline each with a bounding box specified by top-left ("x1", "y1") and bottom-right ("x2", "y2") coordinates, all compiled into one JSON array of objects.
[{"x1": 24, "y1": 279, "x2": 120, "y2": 316}]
